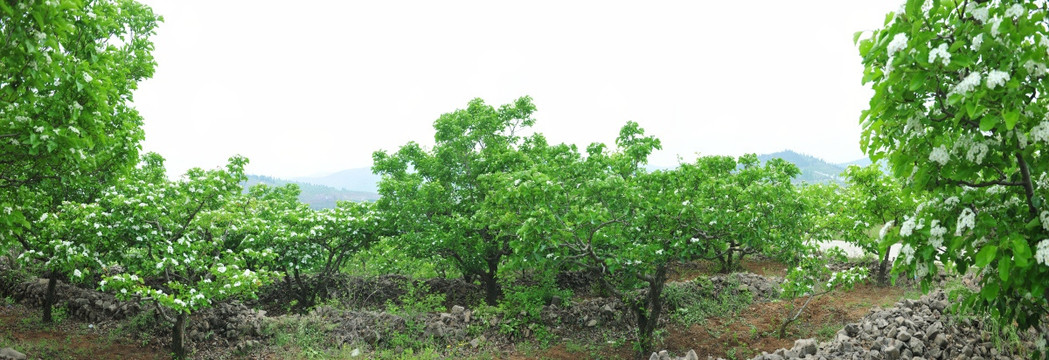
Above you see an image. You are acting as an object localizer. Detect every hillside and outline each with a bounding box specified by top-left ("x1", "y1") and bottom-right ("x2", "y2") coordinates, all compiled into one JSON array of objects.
[
  {"x1": 757, "y1": 150, "x2": 873, "y2": 185},
  {"x1": 294, "y1": 168, "x2": 381, "y2": 193},
  {"x1": 244, "y1": 175, "x2": 379, "y2": 209}
]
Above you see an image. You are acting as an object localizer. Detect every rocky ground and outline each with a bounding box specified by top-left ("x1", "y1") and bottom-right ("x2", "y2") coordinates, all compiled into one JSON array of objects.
[{"x1": 2, "y1": 258, "x2": 1046, "y2": 359}]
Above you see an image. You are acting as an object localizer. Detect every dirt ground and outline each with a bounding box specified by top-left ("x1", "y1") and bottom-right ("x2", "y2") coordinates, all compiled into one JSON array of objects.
[{"x1": 0, "y1": 303, "x2": 163, "y2": 360}]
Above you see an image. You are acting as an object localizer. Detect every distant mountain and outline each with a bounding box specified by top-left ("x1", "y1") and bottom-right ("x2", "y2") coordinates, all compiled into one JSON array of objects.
[
  {"x1": 757, "y1": 150, "x2": 873, "y2": 185},
  {"x1": 294, "y1": 168, "x2": 381, "y2": 193},
  {"x1": 244, "y1": 175, "x2": 379, "y2": 209}
]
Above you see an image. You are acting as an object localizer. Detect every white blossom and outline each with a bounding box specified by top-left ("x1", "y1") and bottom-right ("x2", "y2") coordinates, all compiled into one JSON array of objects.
[
  {"x1": 986, "y1": 69, "x2": 1010, "y2": 89},
  {"x1": 955, "y1": 208, "x2": 975, "y2": 236},
  {"x1": 217, "y1": 265, "x2": 227, "y2": 274},
  {"x1": 929, "y1": 146, "x2": 950, "y2": 165},
  {"x1": 1004, "y1": 3, "x2": 1025, "y2": 18},
  {"x1": 1040, "y1": 211, "x2": 1049, "y2": 232},
  {"x1": 990, "y1": 16, "x2": 1004, "y2": 36},
  {"x1": 73, "y1": 269, "x2": 83, "y2": 278},
  {"x1": 971, "y1": 6, "x2": 990, "y2": 22},
  {"x1": 887, "y1": 33, "x2": 908, "y2": 57},
  {"x1": 928, "y1": 43, "x2": 950, "y2": 66},
  {"x1": 1024, "y1": 60, "x2": 1047, "y2": 77},
  {"x1": 971, "y1": 33, "x2": 984, "y2": 51},
  {"x1": 1032, "y1": 121, "x2": 1049, "y2": 143},
  {"x1": 879, "y1": 220, "x2": 895, "y2": 241},
  {"x1": 915, "y1": 263, "x2": 929, "y2": 278},
  {"x1": 900, "y1": 244, "x2": 915, "y2": 265},
  {"x1": 949, "y1": 72, "x2": 982, "y2": 96},
  {"x1": 900, "y1": 216, "x2": 916, "y2": 237},
  {"x1": 966, "y1": 141, "x2": 989, "y2": 164},
  {"x1": 1036, "y1": 239, "x2": 1049, "y2": 265}
]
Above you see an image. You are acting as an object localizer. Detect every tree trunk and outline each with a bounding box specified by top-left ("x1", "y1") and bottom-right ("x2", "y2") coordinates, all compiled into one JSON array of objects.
[
  {"x1": 42, "y1": 274, "x2": 57, "y2": 323},
  {"x1": 172, "y1": 311, "x2": 188, "y2": 359},
  {"x1": 877, "y1": 249, "x2": 891, "y2": 286},
  {"x1": 633, "y1": 264, "x2": 668, "y2": 358},
  {"x1": 480, "y1": 256, "x2": 502, "y2": 306}
]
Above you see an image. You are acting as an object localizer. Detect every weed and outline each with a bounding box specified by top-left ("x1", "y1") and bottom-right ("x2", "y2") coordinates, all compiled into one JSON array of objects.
[{"x1": 664, "y1": 276, "x2": 754, "y2": 327}]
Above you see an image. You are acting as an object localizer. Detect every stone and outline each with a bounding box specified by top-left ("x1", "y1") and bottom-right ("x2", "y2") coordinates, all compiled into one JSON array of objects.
[
  {"x1": 883, "y1": 345, "x2": 900, "y2": 360},
  {"x1": 684, "y1": 349, "x2": 699, "y2": 360},
  {"x1": 0, "y1": 348, "x2": 25, "y2": 360},
  {"x1": 933, "y1": 333, "x2": 948, "y2": 349},
  {"x1": 896, "y1": 330, "x2": 911, "y2": 342},
  {"x1": 586, "y1": 319, "x2": 598, "y2": 327},
  {"x1": 451, "y1": 305, "x2": 465, "y2": 315},
  {"x1": 793, "y1": 338, "x2": 817, "y2": 356},
  {"x1": 844, "y1": 323, "x2": 860, "y2": 336},
  {"x1": 469, "y1": 335, "x2": 486, "y2": 348}
]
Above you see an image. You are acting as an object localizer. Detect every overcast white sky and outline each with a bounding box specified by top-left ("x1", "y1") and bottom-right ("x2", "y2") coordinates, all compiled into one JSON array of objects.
[{"x1": 133, "y1": 0, "x2": 903, "y2": 179}]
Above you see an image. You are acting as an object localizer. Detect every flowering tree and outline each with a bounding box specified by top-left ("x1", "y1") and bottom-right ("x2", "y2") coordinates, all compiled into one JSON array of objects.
[
  {"x1": 0, "y1": 0, "x2": 159, "y2": 249},
  {"x1": 494, "y1": 122, "x2": 809, "y2": 355},
  {"x1": 0, "y1": 0, "x2": 160, "y2": 322},
  {"x1": 282, "y1": 200, "x2": 386, "y2": 308},
  {"x1": 372, "y1": 97, "x2": 538, "y2": 306},
  {"x1": 839, "y1": 164, "x2": 915, "y2": 285},
  {"x1": 858, "y1": 0, "x2": 1049, "y2": 337},
  {"x1": 77, "y1": 155, "x2": 275, "y2": 359}
]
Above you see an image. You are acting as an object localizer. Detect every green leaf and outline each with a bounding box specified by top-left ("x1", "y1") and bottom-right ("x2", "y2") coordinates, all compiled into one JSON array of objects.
[
  {"x1": 1013, "y1": 238, "x2": 1032, "y2": 268},
  {"x1": 998, "y1": 257, "x2": 1011, "y2": 281},
  {"x1": 909, "y1": 73, "x2": 927, "y2": 91},
  {"x1": 853, "y1": 31, "x2": 863, "y2": 45},
  {"x1": 966, "y1": 101, "x2": 978, "y2": 118},
  {"x1": 979, "y1": 116, "x2": 996, "y2": 131},
  {"x1": 1003, "y1": 110, "x2": 1019, "y2": 130},
  {"x1": 981, "y1": 281, "x2": 1000, "y2": 300},
  {"x1": 974, "y1": 245, "x2": 997, "y2": 268}
]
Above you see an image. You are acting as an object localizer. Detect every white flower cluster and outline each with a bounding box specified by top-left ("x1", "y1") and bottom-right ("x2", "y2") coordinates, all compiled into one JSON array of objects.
[
  {"x1": 986, "y1": 70, "x2": 1010, "y2": 89},
  {"x1": 971, "y1": 6, "x2": 990, "y2": 22},
  {"x1": 879, "y1": 221, "x2": 895, "y2": 240},
  {"x1": 900, "y1": 216, "x2": 916, "y2": 237},
  {"x1": 1036, "y1": 239, "x2": 1049, "y2": 266},
  {"x1": 964, "y1": 140, "x2": 990, "y2": 164},
  {"x1": 1004, "y1": 3, "x2": 1025, "y2": 18},
  {"x1": 888, "y1": 33, "x2": 909, "y2": 56},
  {"x1": 971, "y1": 33, "x2": 984, "y2": 51},
  {"x1": 915, "y1": 263, "x2": 929, "y2": 278},
  {"x1": 928, "y1": 44, "x2": 951, "y2": 66},
  {"x1": 929, "y1": 146, "x2": 950, "y2": 165},
  {"x1": 955, "y1": 208, "x2": 975, "y2": 236},
  {"x1": 1032, "y1": 121, "x2": 1049, "y2": 144},
  {"x1": 949, "y1": 72, "x2": 982, "y2": 96},
  {"x1": 989, "y1": 17, "x2": 1004, "y2": 37},
  {"x1": 900, "y1": 244, "x2": 915, "y2": 265},
  {"x1": 1024, "y1": 60, "x2": 1047, "y2": 77},
  {"x1": 1040, "y1": 211, "x2": 1049, "y2": 232}
]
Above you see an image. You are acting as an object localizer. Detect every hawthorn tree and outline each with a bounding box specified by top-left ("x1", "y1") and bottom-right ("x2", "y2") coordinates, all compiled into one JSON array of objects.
[
  {"x1": 840, "y1": 164, "x2": 915, "y2": 285},
  {"x1": 0, "y1": 0, "x2": 160, "y2": 322},
  {"x1": 372, "y1": 96, "x2": 538, "y2": 306},
  {"x1": 0, "y1": 0, "x2": 160, "y2": 246},
  {"x1": 859, "y1": 0, "x2": 1049, "y2": 342},
  {"x1": 76, "y1": 155, "x2": 275, "y2": 359}
]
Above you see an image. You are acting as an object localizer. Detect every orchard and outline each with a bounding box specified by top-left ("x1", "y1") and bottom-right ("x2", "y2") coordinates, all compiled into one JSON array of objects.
[{"x1": 0, "y1": 0, "x2": 1048, "y2": 359}]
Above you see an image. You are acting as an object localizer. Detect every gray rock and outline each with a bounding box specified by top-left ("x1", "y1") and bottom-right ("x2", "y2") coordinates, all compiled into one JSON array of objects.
[
  {"x1": 586, "y1": 319, "x2": 598, "y2": 327},
  {"x1": 793, "y1": 338, "x2": 818, "y2": 356},
  {"x1": 0, "y1": 348, "x2": 25, "y2": 360}
]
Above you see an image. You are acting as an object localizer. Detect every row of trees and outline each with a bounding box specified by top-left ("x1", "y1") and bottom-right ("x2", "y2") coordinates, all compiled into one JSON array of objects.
[{"x1": 6, "y1": 0, "x2": 1048, "y2": 358}]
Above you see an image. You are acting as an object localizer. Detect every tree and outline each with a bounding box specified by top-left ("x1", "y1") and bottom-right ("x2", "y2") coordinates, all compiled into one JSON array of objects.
[
  {"x1": 840, "y1": 164, "x2": 916, "y2": 285},
  {"x1": 858, "y1": 0, "x2": 1049, "y2": 344},
  {"x1": 372, "y1": 96, "x2": 538, "y2": 306},
  {"x1": 86, "y1": 155, "x2": 273, "y2": 359},
  {"x1": 0, "y1": 0, "x2": 160, "y2": 220},
  {"x1": 497, "y1": 122, "x2": 810, "y2": 356},
  {"x1": 0, "y1": 0, "x2": 160, "y2": 322}
]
